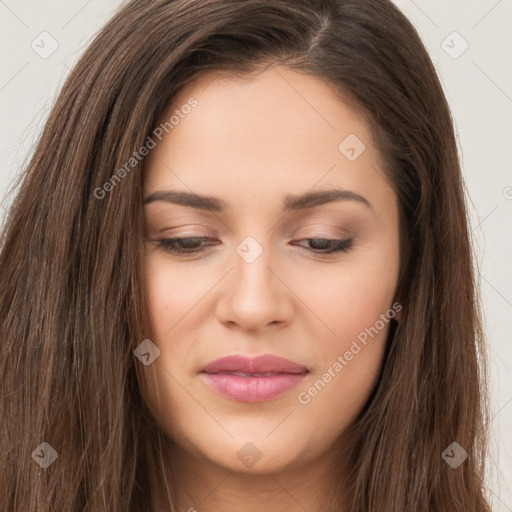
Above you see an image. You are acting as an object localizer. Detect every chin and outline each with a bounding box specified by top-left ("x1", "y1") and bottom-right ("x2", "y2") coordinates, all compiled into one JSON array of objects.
[{"x1": 190, "y1": 434, "x2": 314, "y2": 475}]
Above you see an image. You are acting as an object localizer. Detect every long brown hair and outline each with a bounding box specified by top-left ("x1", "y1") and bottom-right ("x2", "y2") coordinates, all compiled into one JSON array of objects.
[{"x1": 0, "y1": 0, "x2": 490, "y2": 510}]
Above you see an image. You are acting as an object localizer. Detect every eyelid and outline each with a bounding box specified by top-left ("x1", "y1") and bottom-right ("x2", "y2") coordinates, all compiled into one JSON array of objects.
[
  {"x1": 155, "y1": 224, "x2": 216, "y2": 236},
  {"x1": 157, "y1": 230, "x2": 348, "y2": 242},
  {"x1": 149, "y1": 215, "x2": 353, "y2": 239},
  {"x1": 152, "y1": 234, "x2": 354, "y2": 258},
  {"x1": 153, "y1": 222, "x2": 350, "y2": 242},
  {"x1": 293, "y1": 225, "x2": 350, "y2": 239}
]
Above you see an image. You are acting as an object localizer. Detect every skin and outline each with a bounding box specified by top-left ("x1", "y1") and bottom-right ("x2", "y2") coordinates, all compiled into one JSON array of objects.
[{"x1": 141, "y1": 65, "x2": 402, "y2": 512}]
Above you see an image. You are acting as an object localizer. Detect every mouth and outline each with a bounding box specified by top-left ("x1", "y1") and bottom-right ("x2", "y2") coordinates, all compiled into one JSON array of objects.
[
  {"x1": 200, "y1": 353, "x2": 309, "y2": 374},
  {"x1": 199, "y1": 354, "x2": 309, "y2": 402},
  {"x1": 204, "y1": 371, "x2": 298, "y2": 377}
]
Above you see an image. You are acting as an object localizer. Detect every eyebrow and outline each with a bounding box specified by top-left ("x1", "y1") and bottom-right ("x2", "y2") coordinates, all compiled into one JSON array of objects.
[{"x1": 143, "y1": 187, "x2": 372, "y2": 212}]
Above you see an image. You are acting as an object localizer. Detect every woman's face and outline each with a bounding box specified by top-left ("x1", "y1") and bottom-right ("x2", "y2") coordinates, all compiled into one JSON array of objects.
[{"x1": 142, "y1": 66, "x2": 401, "y2": 475}]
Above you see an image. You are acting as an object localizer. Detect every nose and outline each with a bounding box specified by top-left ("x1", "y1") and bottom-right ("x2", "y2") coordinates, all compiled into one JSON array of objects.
[{"x1": 214, "y1": 237, "x2": 294, "y2": 334}]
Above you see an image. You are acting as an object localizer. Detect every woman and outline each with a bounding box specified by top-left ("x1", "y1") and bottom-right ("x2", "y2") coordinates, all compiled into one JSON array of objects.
[{"x1": 0, "y1": 0, "x2": 491, "y2": 510}]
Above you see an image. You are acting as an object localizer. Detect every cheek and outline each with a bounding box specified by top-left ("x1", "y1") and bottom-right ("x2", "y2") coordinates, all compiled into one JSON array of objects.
[
  {"x1": 146, "y1": 256, "x2": 196, "y2": 308},
  {"x1": 291, "y1": 246, "x2": 399, "y2": 346},
  {"x1": 294, "y1": 346, "x2": 386, "y2": 453},
  {"x1": 140, "y1": 257, "x2": 195, "y2": 425},
  {"x1": 292, "y1": 295, "x2": 394, "y2": 447},
  {"x1": 290, "y1": 246, "x2": 398, "y2": 423},
  {"x1": 144, "y1": 255, "x2": 212, "y2": 344}
]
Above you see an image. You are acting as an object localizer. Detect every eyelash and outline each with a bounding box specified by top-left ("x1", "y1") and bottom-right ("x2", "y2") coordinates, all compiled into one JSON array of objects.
[{"x1": 154, "y1": 236, "x2": 353, "y2": 256}]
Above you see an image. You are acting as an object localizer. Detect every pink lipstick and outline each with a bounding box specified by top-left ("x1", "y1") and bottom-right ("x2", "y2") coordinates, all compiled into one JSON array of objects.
[{"x1": 199, "y1": 354, "x2": 308, "y2": 402}]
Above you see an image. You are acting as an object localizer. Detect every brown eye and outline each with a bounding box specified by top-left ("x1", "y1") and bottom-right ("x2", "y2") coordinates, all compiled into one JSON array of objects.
[
  {"x1": 156, "y1": 237, "x2": 219, "y2": 255},
  {"x1": 292, "y1": 238, "x2": 353, "y2": 254}
]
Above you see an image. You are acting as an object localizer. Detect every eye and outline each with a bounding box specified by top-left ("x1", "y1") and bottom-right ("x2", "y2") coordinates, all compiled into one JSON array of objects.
[
  {"x1": 291, "y1": 238, "x2": 353, "y2": 254},
  {"x1": 151, "y1": 236, "x2": 353, "y2": 257},
  {"x1": 154, "y1": 236, "x2": 219, "y2": 255}
]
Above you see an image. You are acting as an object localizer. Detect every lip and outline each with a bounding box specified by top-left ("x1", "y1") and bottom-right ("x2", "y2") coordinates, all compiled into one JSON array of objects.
[{"x1": 199, "y1": 354, "x2": 309, "y2": 402}]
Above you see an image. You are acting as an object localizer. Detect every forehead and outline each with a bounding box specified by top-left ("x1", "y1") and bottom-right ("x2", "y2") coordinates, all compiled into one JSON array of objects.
[
  {"x1": 157, "y1": 65, "x2": 372, "y2": 149},
  {"x1": 143, "y1": 65, "x2": 391, "y2": 211}
]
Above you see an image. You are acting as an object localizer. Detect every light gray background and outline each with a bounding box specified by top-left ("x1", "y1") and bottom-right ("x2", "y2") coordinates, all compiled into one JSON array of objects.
[{"x1": 1, "y1": 0, "x2": 511, "y2": 509}]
